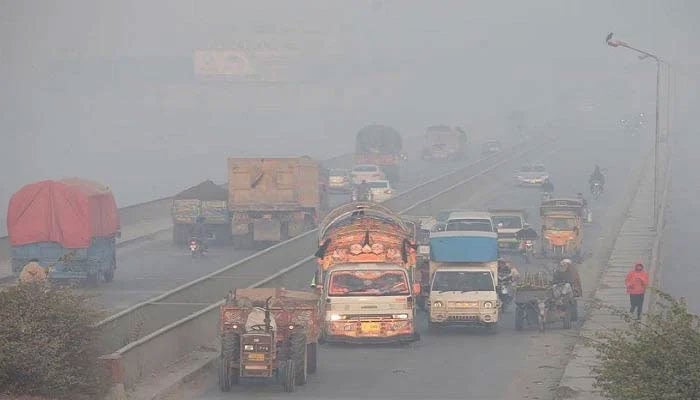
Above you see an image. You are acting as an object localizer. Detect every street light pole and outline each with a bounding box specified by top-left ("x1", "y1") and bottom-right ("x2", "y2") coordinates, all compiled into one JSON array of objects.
[{"x1": 606, "y1": 33, "x2": 666, "y2": 229}]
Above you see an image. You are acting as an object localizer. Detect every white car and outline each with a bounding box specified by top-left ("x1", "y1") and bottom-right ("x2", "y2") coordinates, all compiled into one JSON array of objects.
[
  {"x1": 351, "y1": 164, "x2": 385, "y2": 185},
  {"x1": 515, "y1": 163, "x2": 549, "y2": 186},
  {"x1": 444, "y1": 211, "x2": 496, "y2": 232},
  {"x1": 366, "y1": 180, "x2": 396, "y2": 203}
]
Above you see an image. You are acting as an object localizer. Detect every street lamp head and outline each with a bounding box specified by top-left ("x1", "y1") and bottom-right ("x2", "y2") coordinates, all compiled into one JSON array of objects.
[{"x1": 607, "y1": 39, "x2": 622, "y2": 47}]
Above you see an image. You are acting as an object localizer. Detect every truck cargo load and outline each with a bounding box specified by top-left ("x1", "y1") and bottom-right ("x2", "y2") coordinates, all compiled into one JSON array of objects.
[
  {"x1": 7, "y1": 179, "x2": 120, "y2": 283},
  {"x1": 421, "y1": 125, "x2": 468, "y2": 161},
  {"x1": 172, "y1": 180, "x2": 230, "y2": 245},
  {"x1": 314, "y1": 203, "x2": 419, "y2": 343},
  {"x1": 228, "y1": 157, "x2": 328, "y2": 248},
  {"x1": 354, "y1": 125, "x2": 403, "y2": 182}
]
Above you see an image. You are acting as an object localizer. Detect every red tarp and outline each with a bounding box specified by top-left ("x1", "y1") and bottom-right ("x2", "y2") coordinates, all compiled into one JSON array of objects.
[{"x1": 7, "y1": 178, "x2": 121, "y2": 248}]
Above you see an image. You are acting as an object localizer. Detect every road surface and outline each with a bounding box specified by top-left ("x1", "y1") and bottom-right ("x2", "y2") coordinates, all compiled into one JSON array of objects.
[{"x1": 183, "y1": 130, "x2": 648, "y2": 400}]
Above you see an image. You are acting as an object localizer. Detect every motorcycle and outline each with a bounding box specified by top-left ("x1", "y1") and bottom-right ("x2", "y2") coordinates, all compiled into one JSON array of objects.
[
  {"x1": 497, "y1": 273, "x2": 514, "y2": 311},
  {"x1": 189, "y1": 237, "x2": 206, "y2": 258},
  {"x1": 591, "y1": 181, "x2": 602, "y2": 199}
]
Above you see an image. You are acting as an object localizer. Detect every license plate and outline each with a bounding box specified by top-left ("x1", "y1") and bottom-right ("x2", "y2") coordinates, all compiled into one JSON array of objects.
[
  {"x1": 361, "y1": 322, "x2": 381, "y2": 334},
  {"x1": 247, "y1": 353, "x2": 265, "y2": 361},
  {"x1": 418, "y1": 245, "x2": 430, "y2": 254}
]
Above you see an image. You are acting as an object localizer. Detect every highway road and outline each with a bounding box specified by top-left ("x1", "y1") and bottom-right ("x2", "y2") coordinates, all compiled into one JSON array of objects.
[
  {"x1": 179, "y1": 130, "x2": 649, "y2": 400},
  {"x1": 84, "y1": 146, "x2": 491, "y2": 313}
]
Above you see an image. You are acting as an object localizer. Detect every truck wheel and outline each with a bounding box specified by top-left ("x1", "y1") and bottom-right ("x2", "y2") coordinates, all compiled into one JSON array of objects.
[
  {"x1": 290, "y1": 331, "x2": 307, "y2": 385},
  {"x1": 232, "y1": 233, "x2": 253, "y2": 250},
  {"x1": 306, "y1": 342, "x2": 317, "y2": 374},
  {"x1": 220, "y1": 332, "x2": 240, "y2": 388},
  {"x1": 283, "y1": 359, "x2": 296, "y2": 393},
  {"x1": 104, "y1": 266, "x2": 114, "y2": 283},
  {"x1": 563, "y1": 311, "x2": 572, "y2": 329}
]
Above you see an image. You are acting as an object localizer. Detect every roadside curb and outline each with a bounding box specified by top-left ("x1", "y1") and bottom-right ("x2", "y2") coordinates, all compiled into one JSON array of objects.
[
  {"x1": 129, "y1": 351, "x2": 217, "y2": 400},
  {"x1": 555, "y1": 146, "x2": 670, "y2": 399}
]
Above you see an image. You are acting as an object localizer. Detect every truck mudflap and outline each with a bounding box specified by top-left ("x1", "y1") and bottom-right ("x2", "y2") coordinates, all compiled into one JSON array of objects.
[
  {"x1": 252, "y1": 219, "x2": 282, "y2": 242},
  {"x1": 324, "y1": 319, "x2": 417, "y2": 343},
  {"x1": 286, "y1": 212, "x2": 308, "y2": 238}
]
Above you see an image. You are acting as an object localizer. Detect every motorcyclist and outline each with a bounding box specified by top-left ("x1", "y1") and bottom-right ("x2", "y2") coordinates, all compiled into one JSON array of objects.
[
  {"x1": 497, "y1": 258, "x2": 520, "y2": 282},
  {"x1": 190, "y1": 216, "x2": 209, "y2": 251},
  {"x1": 552, "y1": 259, "x2": 582, "y2": 298},
  {"x1": 590, "y1": 165, "x2": 605, "y2": 193}
]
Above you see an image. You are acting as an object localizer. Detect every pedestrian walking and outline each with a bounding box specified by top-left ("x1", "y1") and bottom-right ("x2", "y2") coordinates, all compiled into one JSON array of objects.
[{"x1": 625, "y1": 262, "x2": 649, "y2": 320}]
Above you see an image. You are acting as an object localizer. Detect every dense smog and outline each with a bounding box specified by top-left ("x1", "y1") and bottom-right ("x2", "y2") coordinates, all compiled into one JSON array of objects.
[{"x1": 1, "y1": 1, "x2": 699, "y2": 399}]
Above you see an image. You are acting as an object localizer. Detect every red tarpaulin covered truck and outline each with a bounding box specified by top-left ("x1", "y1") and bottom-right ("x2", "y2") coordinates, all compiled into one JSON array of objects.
[{"x1": 7, "y1": 178, "x2": 121, "y2": 283}]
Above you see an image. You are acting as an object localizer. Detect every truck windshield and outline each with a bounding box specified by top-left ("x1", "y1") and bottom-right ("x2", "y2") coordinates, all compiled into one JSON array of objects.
[
  {"x1": 445, "y1": 219, "x2": 493, "y2": 232},
  {"x1": 328, "y1": 270, "x2": 409, "y2": 296},
  {"x1": 432, "y1": 270, "x2": 495, "y2": 292},
  {"x1": 492, "y1": 216, "x2": 522, "y2": 229},
  {"x1": 545, "y1": 217, "x2": 577, "y2": 231}
]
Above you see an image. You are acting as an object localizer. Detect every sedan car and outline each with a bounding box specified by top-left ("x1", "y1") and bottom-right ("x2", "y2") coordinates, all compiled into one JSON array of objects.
[
  {"x1": 328, "y1": 168, "x2": 352, "y2": 192},
  {"x1": 515, "y1": 163, "x2": 549, "y2": 186},
  {"x1": 482, "y1": 140, "x2": 502, "y2": 155},
  {"x1": 366, "y1": 180, "x2": 396, "y2": 203},
  {"x1": 350, "y1": 164, "x2": 386, "y2": 185}
]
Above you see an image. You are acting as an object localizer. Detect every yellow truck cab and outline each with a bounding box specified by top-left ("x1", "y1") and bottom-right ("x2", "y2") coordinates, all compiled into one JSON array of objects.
[
  {"x1": 540, "y1": 198, "x2": 584, "y2": 259},
  {"x1": 428, "y1": 230, "x2": 500, "y2": 330}
]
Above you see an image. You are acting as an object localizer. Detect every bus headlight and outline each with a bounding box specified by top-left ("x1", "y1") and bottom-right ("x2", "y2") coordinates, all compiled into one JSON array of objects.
[
  {"x1": 392, "y1": 314, "x2": 409, "y2": 319},
  {"x1": 329, "y1": 314, "x2": 344, "y2": 321},
  {"x1": 483, "y1": 301, "x2": 494, "y2": 309},
  {"x1": 433, "y1": 301, "x2": 443, "y2": 308}
]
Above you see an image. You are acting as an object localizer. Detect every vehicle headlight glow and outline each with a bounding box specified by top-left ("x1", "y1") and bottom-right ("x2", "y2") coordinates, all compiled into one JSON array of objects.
[
  {"x1": 392, "y1": 314, "x2": 409, "y2": 319},
  {"x1": 329, "y1": 314, "x2": 344, "y2": 321},
  {"x1": 433, "y1": 301, "x2": 443, "y2": 308},
  {"x1": 483, "y1": 301, "x2": 494, "y2": 309},
  {"x1": 244, "y1": 344, "x2": 254, "y2": 351}
]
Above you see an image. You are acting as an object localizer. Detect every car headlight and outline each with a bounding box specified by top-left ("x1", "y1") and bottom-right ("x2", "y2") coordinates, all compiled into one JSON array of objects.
[
  {"x1": 433, "y1": 301, "x2": 443, "y2": 308},
  {"x1": 244, "y1": 344, "x2": 254, "y2": 351},
  {"x1": 392, "y1": 314, "x2": 409, "y2": 319},
  {"x1": 329, "y1": 314, "x2": 344, "y2": 321},
  {"x1": 483, "y1": 301, "x2": 494, "y2": 309}
]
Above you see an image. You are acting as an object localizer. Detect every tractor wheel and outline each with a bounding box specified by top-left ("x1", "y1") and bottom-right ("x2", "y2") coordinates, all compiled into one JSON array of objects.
[
  {"x1": 219, "y1": 332, "x2": 239, "y2": 390},
  {"x1": 306, "y1": 342, "x2": 318, "y2": 374},
  {"x1": 290, "y1": 331, "x2": 307, "y2": 385},
  {"x1": 283, "y1": 359, "x2": 296, "y2": 393}
]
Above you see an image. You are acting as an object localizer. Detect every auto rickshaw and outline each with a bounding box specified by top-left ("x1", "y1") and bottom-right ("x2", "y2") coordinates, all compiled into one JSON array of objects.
[{"x1": 539, "y1": 198, "x2": 584, "y2": 260}]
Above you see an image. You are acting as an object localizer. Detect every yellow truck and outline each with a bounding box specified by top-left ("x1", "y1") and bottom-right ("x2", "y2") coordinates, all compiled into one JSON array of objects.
[{"x1": 228, "y1": 157, "x2": 328, "y2": 249}]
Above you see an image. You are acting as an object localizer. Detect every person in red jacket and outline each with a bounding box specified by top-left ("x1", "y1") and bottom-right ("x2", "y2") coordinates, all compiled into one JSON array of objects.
[{"x1": 625, "y1": 262, "x2": 650, "y2": 320}]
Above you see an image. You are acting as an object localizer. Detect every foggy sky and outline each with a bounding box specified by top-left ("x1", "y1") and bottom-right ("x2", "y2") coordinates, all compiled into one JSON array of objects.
[{"x1": 1, "y1": 0, "x2": 698, "y2": 235}]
